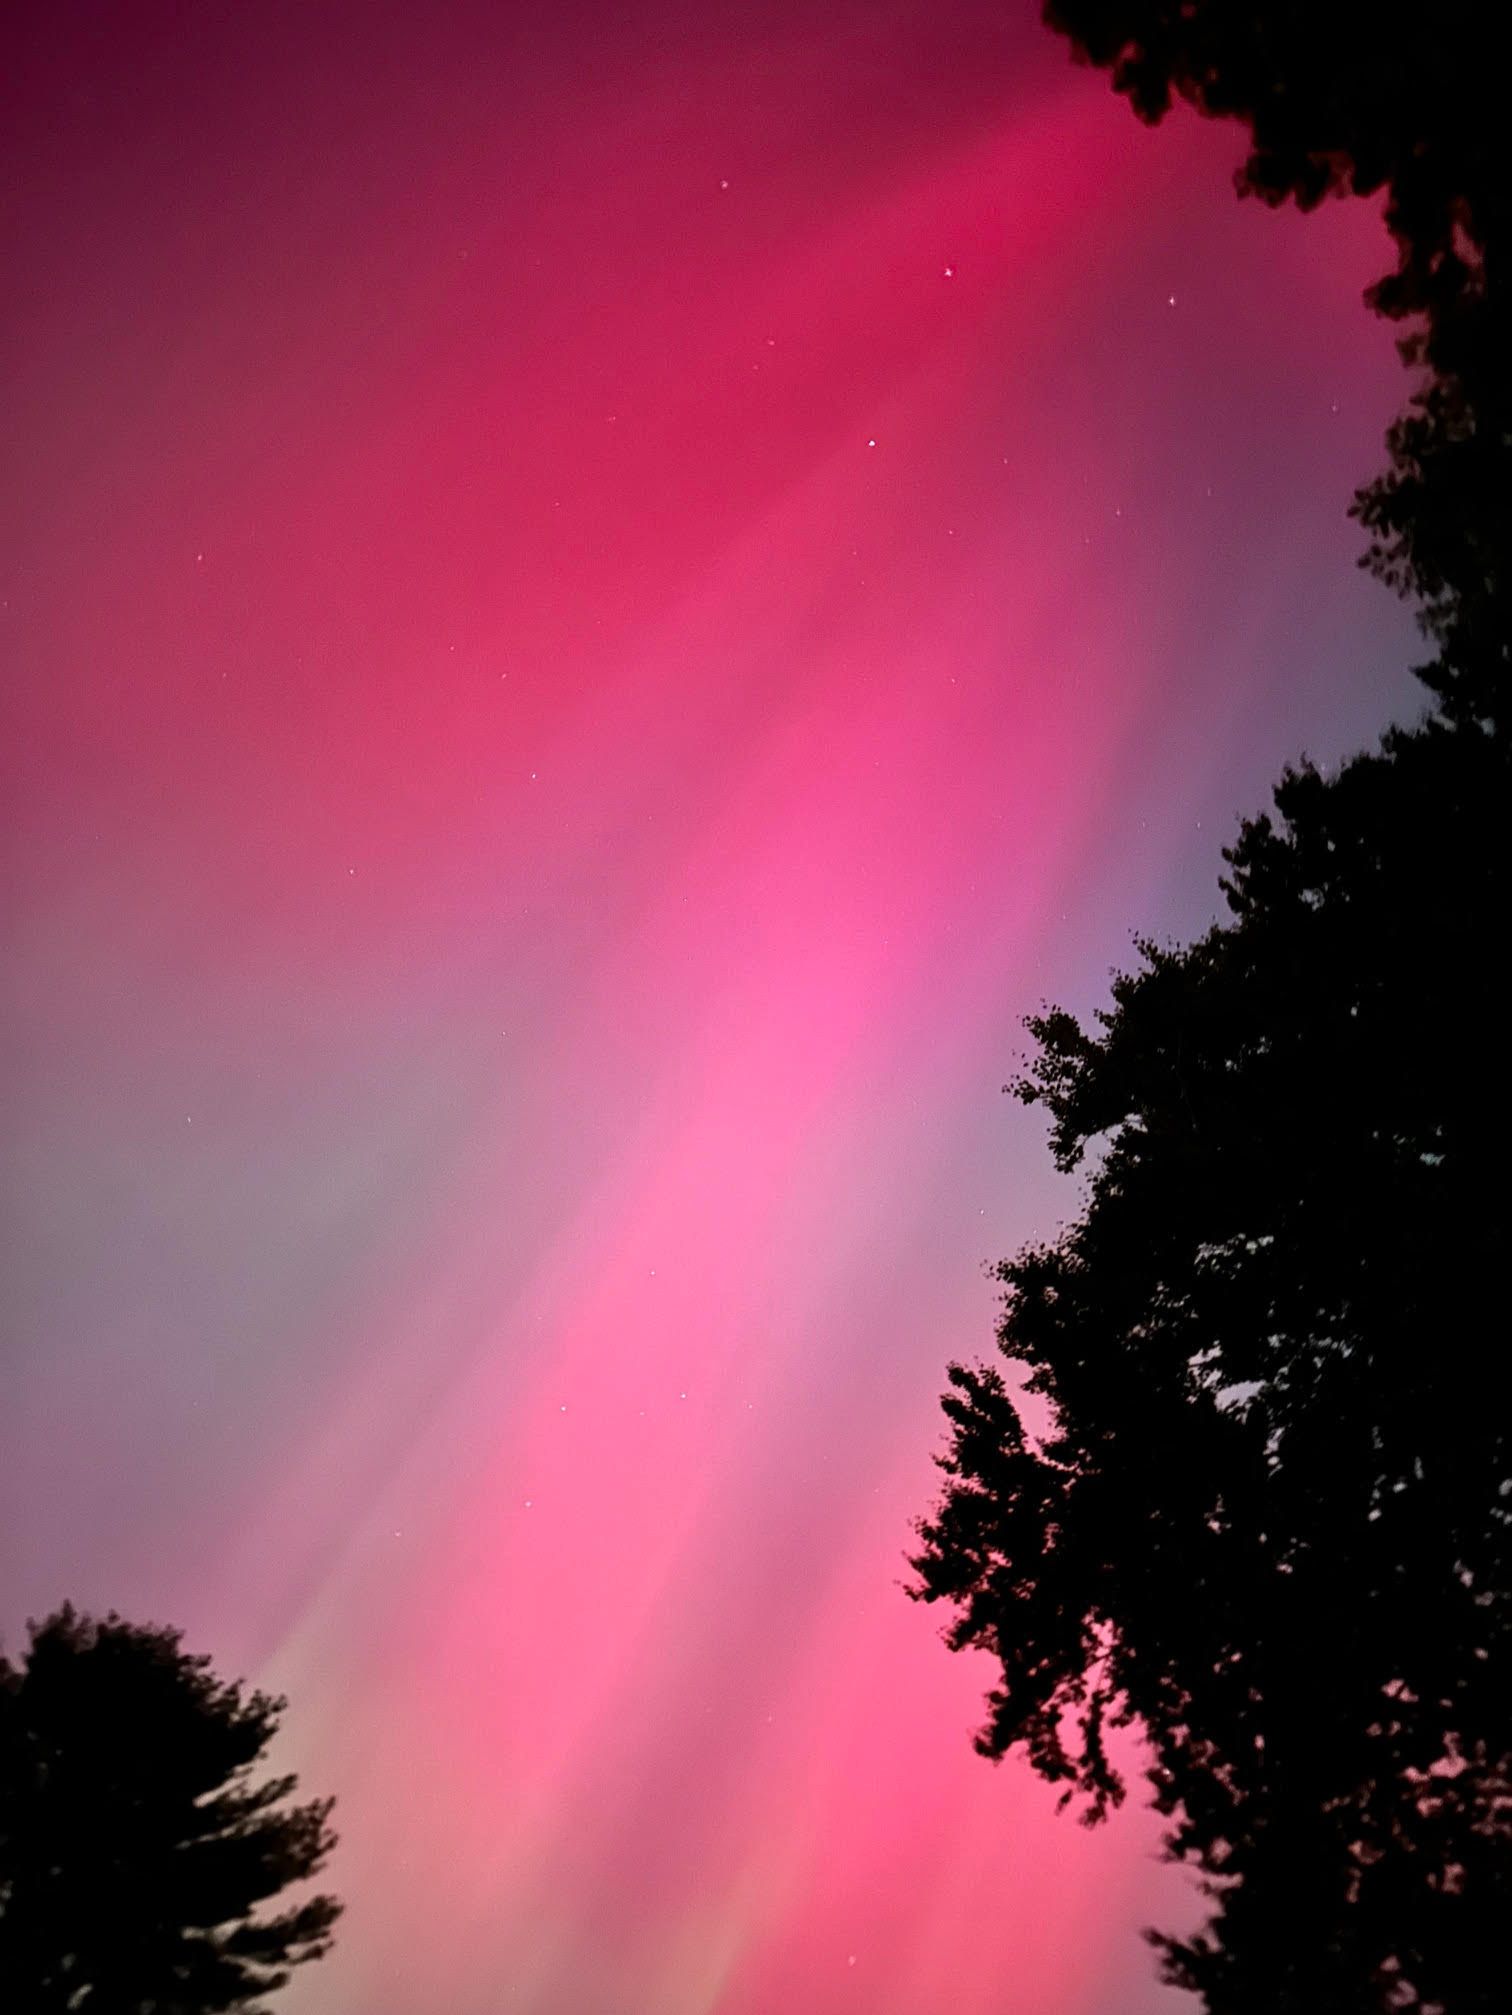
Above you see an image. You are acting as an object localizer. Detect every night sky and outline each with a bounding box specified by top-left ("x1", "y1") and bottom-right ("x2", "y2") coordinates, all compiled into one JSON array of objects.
[{"x1": 3, "y1": 5, "x2": 1422, "y2": 2011}]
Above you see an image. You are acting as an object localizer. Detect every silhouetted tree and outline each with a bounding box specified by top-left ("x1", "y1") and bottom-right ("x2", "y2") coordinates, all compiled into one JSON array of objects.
[
  {"x1": 1045, "y1": 1, "x2": 1508, "y2": 726},
  {"x1": 915, "y1": 16, "x2": 1511, "y2": 2002},
  {"x1": 912, "y1": 716, "x2": 1512, "y2": 2012},
  {"x1": 0, "y1": 1605, "x2": 340, "y2": 2012}
]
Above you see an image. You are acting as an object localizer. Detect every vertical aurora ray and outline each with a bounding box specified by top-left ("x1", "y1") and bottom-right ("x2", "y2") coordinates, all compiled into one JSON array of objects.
[{"x1": 3, "y1": 5, "x2": 1420, "y2": 2011}]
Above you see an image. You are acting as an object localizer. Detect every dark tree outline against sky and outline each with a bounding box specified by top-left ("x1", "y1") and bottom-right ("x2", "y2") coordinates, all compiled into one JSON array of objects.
[
  {"x1": 0, "y1": 1606, "x2": 341, "y2": 2012},
  {"x1": 1043, "y1": 0, "x2": 1508, "y2": 728},
  {"x1": 913, "y1": 7, "x2": 1509, "y2": 2012}
]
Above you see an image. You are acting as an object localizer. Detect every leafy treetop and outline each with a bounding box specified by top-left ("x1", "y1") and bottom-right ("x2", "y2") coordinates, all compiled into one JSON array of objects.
[
  {"x1": 1045, "y1": 0, "x2": 1509, "y2": 726},
  {"x1": 0, "y1": 1605, "x2": 341, "y2": 2015},
  {"x1": 913, "y1": 719, "x2": 1512, "y2": 2010}
]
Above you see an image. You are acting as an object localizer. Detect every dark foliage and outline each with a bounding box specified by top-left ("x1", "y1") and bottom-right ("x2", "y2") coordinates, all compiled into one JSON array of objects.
[
  {"x1": 912, "y1": 718, "x2": 1512, "y2": 2011},
  {"x1": 0, "y1": 1606, "x2": 341, "y2": 2013},
  {"x1": 1045, "y1": 0, "x2": 1509, "y2": 726},
  {"x1": 915, "y1": 13, "x2": 1512, "y2": 2003}
]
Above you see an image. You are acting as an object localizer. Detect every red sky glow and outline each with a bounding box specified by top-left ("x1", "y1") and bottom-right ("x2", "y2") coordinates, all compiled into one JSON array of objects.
[{"x1": 2, "y1": 6, "x2": 1422, "y2": 2012}]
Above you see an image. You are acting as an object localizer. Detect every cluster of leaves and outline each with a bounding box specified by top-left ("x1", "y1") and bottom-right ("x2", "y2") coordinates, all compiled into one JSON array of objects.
[
  {"x1": 913, "y1": 722, "x2": 1511, "y2": 2008},
  {"x1": 914, "y1": 10, "x2": 1509, "y2": 2008},
  {"x1": 1045, "y1": 0, "x2": 1508, "y2": 726},
  {"x1": 0, "y1": 1606, "x2": 340, "y2": 2013}
]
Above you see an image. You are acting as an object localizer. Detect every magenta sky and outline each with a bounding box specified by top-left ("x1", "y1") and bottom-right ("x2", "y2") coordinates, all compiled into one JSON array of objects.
[{"x1": 3, "y1": 5, "x2": 1420, "y2": 2012}]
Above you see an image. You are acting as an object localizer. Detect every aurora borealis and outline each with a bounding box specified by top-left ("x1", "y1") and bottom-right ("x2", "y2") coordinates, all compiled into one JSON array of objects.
[{"x1": 3, "y1": 4, "x2": 1423, "y2": 2010}]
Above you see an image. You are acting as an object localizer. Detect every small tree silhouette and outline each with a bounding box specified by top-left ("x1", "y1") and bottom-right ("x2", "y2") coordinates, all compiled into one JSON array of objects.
[{"x1": 0, "y1": 1605, "x2": 341, "y2": 2012}]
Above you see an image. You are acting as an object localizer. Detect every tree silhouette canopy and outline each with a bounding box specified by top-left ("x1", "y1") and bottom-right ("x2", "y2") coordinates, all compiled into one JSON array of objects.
[
  {"x1": 1045, "y1": 0, "x2": 1508, "y2": 728},
  {"x1": 0, "y1": 1605, "x2": 340, "y2": 2013},
  {"x1": 912, "y1": 716, "x2": 1511, "y2": 2010},
  {"x1": 912, "y1": 16, "x2": 1509, "y2": 2005}
]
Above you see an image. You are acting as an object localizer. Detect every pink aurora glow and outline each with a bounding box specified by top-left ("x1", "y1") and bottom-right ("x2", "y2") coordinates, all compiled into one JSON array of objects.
[{"x1": 2, "y1": 6, "x2": 1418, "y2": 2011}]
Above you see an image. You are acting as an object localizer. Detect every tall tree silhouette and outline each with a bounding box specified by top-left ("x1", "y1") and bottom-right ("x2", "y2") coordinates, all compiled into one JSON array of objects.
[
  {"x1": 912, "y1": 718, "x2": 1511, "y2": 2010},
  {"x1": 1045, "y1": 0, "x2": 1508, "y2": 727},
  {"x1": 913, "y1": 14, "x2": 1509, "y2": 2006},
  {"x1": 0, "y1": 1605, "x2": 341, "y2": 2012}
]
